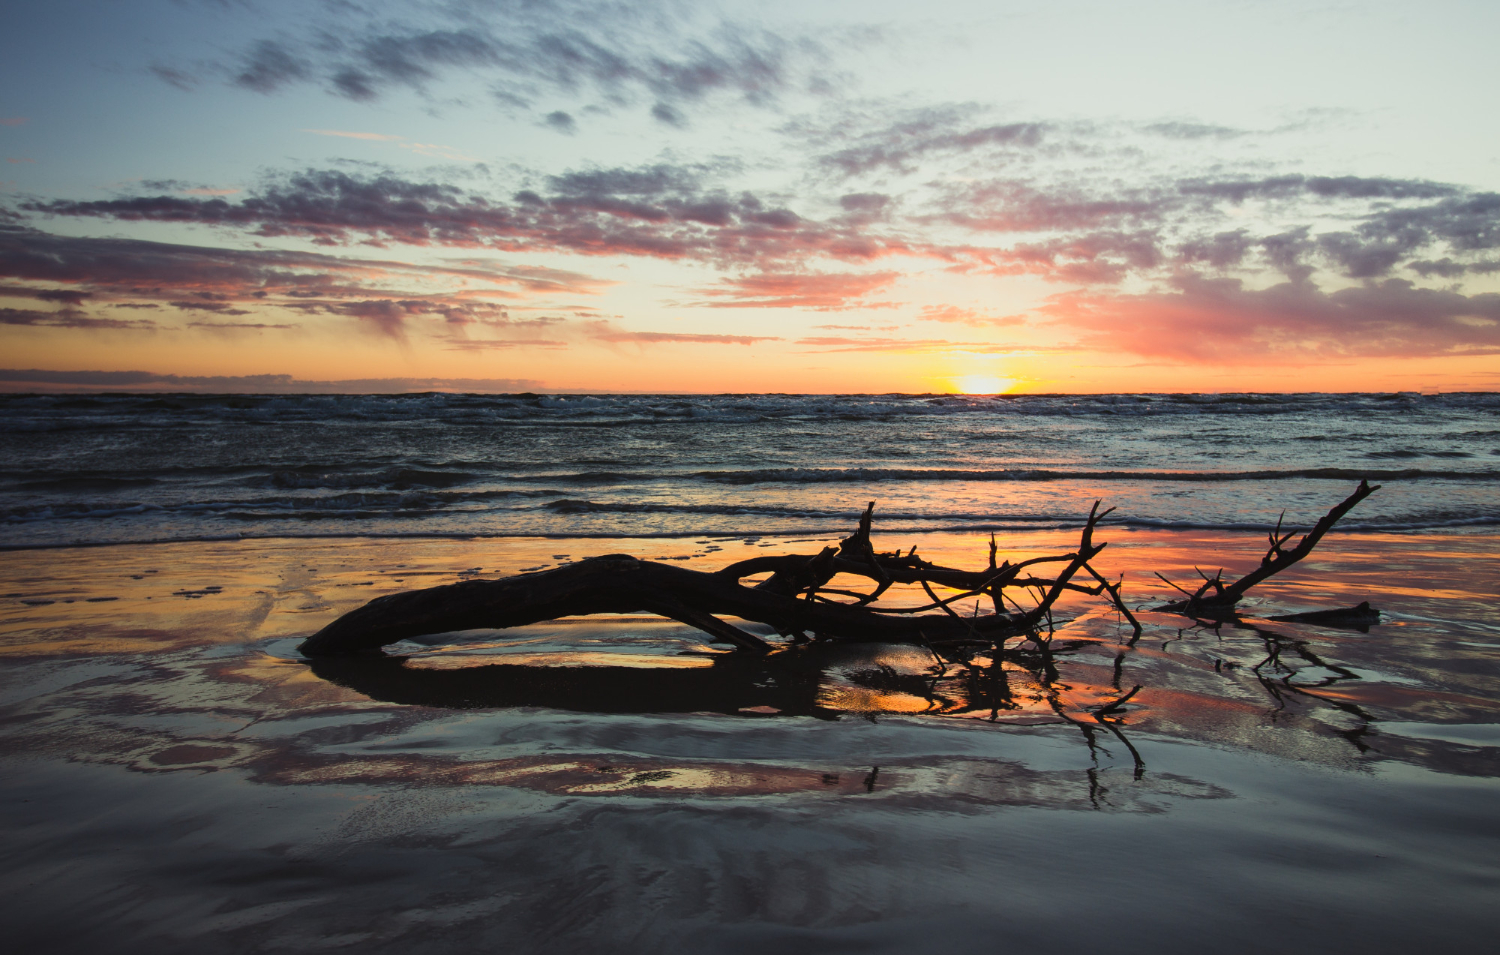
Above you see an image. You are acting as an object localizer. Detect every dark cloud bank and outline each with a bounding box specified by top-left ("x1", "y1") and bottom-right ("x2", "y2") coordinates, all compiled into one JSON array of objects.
[{"x1": 0, "y1": 369, "x2": 544, "y2": 394}]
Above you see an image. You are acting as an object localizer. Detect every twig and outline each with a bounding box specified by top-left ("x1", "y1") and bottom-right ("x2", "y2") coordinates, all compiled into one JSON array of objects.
[
  {"x1": 1091, "y1": 684, "x2": 1142, "y2": 720},
  {"x1": 1084, "y1": 562, "x2": 1142, "y2": 634}
]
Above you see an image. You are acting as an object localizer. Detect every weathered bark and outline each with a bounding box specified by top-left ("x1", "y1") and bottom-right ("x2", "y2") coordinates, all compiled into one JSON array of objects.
[
  {"x1": 299, "y1": 554, "x2": 1023, "y2": 656},
  {"x1": 299, "y1": 502, "x2": 1112, "y2": 657}
]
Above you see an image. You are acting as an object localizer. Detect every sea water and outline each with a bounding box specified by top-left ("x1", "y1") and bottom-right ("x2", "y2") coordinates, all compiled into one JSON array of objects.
[
  {"x1": 1, "y1": 393, "x2": 1498, "y2": 953},
  {"x1": 3, "y1": 391, "x2": 1498, "y2": 548}
]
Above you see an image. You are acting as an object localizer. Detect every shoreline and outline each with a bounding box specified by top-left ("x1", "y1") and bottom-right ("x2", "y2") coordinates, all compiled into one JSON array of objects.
[
  {"x1": 3, "y1": 527, "x2": 1498, "y2": 951},
  {"x1": 6, "y1": 515, "x2": 1500, "y2": 553}
]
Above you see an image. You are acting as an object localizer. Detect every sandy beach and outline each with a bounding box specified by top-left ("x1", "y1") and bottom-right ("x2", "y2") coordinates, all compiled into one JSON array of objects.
[
  {"x1": 3, "y1": 528, "x2": 1497, "y2": 952},
  {"x1": 7, "y1": 0, "x2": 1500, "y2": 946}
]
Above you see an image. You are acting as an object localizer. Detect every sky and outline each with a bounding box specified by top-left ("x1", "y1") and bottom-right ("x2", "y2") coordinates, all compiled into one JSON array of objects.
[{"x1": 2, "y1": 0, "x2": 1498, "y2": 394}]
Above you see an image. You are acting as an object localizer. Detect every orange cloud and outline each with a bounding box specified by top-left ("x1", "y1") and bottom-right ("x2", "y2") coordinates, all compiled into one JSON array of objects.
[{"x1": 586, "y1": 321, "x2": 779, "y2": 346}]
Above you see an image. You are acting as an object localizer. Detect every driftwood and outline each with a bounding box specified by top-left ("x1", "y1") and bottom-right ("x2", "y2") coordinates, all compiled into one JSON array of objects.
[
  {"x1": 1152, "y1": 480, "x2": 1379, "y2": 619},
  {"x1": 299, "y1": 484, "x2": 1378, "y2": 658}
]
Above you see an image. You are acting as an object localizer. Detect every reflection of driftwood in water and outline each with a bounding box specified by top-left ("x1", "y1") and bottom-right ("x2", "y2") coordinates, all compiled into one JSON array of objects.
[
  {"x1": 310, "y1": 652, "x2": 838, "y2": 717},
  {"x1": 310, "y1": 641, "x2": 1061, "y2": 722},
  {"x1": 1267, "y1": 602, "x2": 1381, "y2": 632},
  {"x1": 300, "y1": 484, "x2": 1378, "y2": 658}
]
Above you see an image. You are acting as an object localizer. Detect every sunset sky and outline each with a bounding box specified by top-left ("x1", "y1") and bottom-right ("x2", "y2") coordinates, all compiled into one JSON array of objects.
[{"x1": 2, "y1": 0, "x2": 1497, "y2": 393}]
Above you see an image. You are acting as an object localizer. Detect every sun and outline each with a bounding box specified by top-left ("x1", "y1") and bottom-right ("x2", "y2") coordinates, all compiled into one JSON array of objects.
[{"x1": 953, "y1": 375, "x2": 1015, "y2": 395}]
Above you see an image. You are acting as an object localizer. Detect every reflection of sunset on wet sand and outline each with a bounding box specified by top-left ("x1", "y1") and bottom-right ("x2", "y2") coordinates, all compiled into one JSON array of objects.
[{"x1": 3, "y1": 525, "x2": 1498, "y2": 950}]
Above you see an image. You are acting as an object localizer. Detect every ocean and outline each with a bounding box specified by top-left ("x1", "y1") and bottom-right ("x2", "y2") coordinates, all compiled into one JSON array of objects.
[
  {"x1": 4, "y1": 391, "x2": 1499, "y2": 548},
  {"x1": 2, "y1": 392, "x2": 1498, "y2": 953}
]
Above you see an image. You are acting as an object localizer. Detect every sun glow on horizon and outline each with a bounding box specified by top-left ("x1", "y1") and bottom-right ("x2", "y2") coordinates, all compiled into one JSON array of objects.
[{"x1": 953, "y1": 375, "x2": 1016, "y2": 395}]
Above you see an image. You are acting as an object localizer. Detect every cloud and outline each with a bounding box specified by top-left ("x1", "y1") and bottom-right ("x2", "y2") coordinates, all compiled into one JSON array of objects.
[
  {"x1": 1176, "y1": 230, "x2": 1254, "y2": 269},
  {"x1": 302, "y1": 129, "x2": 404, "y2": 142},
  {"x1": 22, "y1": 153, "x2": 1500, "y2": 306},
  {"x1": 187, "y1": 321, "x2": 299, "y2": 332},
  {"x1": 932, "y1": 180, "x2": 1164, "y2": 234},
  {"x1": 327, "y1": 299, "x2": 417, "y2": 337},
  {"x1": 149, "y1": 64, "x2": 199, "y2": 91},
  {"x1": 233, "y1": 40, "x2": 311, "y2": 93},
  {"x1": 810, "y1": 106, "x2": 1049, "y2": 176},
  {"x1": 26, "y1": 166, "x2": 911, "y2": 268},
  {"x1": 921, "y1": 172, "x2": 1500, "y2": 287},
  {"x1": 32, "y1": 161, "x2": 1499, "y2": 299},
  {"x1": 651, "y1": 102, "x2": 687, "y2": 127},
  {"x1": 0, "y1": 285, "x2": 91, "y2": 306},
  {"x1": 1141, "y1": 122, "x2": 1244, "y2": 140},
  {"x1": 693, "y1": 270, "x2": 899, "y2": 309},
  {"x1": 793, "y1": 335, "x2": 1015, "y2": 353},
  {"x1": 15, "y1": 140, "x2": 1500, "y2": 368},
  {"x1": 1175, "y1": 174, "x2": 1460, "y2": 205},
  {"x1": 0, "y1": 222, "x2": 610, "y2": 300},
  {"x1": 0, "y1": 117, "x2": 27, "y2": 126},
  {"x1": 919, "y1": 304, "x2": 1025, "y2": 327},
  {"x1": 838, "y1": 193, "x2": 892, "y2": 218},
  {"x1": 546, "y1": 162, "x2": 707, "y2": 197},
  {"x1": 1044, "y1": 274, "x2": 1500, "y2": 362},
  {"x1": 0, "y1": 369, "x2": 546, "y2": 393},
  {"x1": 0, "y1": 306, "x2": 155, "y2": 329},
  {"x1": 189, "y1": 1, "x2": 836, "y2": 122},
  {"x1": 1315, "y1": 191, "x2": 1500, "y2": 278},
  {"x1": 544, "y1": 111, "x2": 576, "y2": 133},
  {"x1": 585, "y1": 321, "x2": 779, "y2": 346},
  {"x1": 140, "y1": 179, "x2": 241, "y2": 196},
  {"x1": 445, "y1": 338, "x2": 568, "y2": 350},
  {"x1": 0, "y1": 222, "x2": 609, "y2": 339},
  {"x1": 1409, "y1": 258, "x2": 1500, "y2": 278},
  {"x1": 301, "y1": 128, "x2": 476, "y2": 161},
  {"x1": 167, "y1": 301, "x2": 253, "y2": 316}
]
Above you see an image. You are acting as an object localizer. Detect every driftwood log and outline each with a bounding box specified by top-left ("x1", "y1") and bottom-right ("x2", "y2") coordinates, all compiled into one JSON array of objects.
[{"x1": 299, "y1": 484, "x2": 1378, "y2": 658}]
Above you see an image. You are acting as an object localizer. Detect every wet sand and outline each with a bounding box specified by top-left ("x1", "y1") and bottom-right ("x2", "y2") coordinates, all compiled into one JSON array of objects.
[{"x1": 2, "y1": 529, "x2": 1498, "y2": 953}]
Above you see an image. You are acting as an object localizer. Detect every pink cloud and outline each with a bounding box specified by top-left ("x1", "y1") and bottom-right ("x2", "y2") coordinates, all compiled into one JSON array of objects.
[
  {"x1": 1043, "y1": 274, "x2": 1500, "y2": 362},
  {"x1": 920, "y1": 304, "x2": 1026, "y2": 327},
  {"x1": 695, "y1": 270, "x2": 899, "y2": 309}
]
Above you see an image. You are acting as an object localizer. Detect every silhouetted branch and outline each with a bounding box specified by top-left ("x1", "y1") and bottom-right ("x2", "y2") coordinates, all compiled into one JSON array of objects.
[{"x1": 1155, "y1": 480, "x2": 1379, "y2": 618}]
